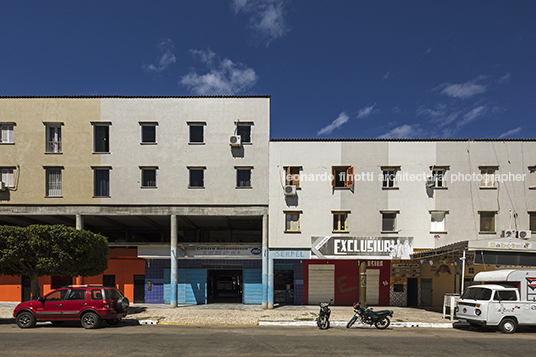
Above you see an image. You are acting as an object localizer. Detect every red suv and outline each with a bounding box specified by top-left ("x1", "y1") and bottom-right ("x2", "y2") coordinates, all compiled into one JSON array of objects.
[{"x1": 13, "y1": 285, "x2": 129, "y2": 329}]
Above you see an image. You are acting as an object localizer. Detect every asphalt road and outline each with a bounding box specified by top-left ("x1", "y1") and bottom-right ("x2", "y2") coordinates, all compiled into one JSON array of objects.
[{"x1": 0, "y1": 323, "x2": 535, "y2": 356}]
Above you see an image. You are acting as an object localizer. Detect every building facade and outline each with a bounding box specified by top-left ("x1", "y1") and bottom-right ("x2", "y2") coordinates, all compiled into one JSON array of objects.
[
  {"x1": 269, "y1": 139, "x2": 536, "y2": 307},
  {"x1": 2, "y1": 97, "x2": 536, "y2": 308},
  {"x1": 0, "y1": 96, "x2": 270, "y2": 304}
]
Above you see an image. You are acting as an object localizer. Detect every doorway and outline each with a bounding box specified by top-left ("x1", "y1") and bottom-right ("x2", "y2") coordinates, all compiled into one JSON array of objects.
[
  {"x1": 421, "y1": 278, "x2": 433, "y2": 307},
  {"x1": 407, "y1": 278, "x2": 419, "y2": 307},
  {"x1": 134, "y1": 275, "x2": 145, "y2": 303},
  {"x1": 274, "y1": 268, "x2": 294, "y2": 305},
  {"x1": 208, "y1": 269, "x2": 242, "y2": 303}
]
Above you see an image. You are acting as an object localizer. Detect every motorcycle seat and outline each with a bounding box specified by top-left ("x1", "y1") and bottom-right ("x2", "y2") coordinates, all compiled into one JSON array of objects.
[{"x1": 373, "y1": 310, "x2": 392, "y2": 316}]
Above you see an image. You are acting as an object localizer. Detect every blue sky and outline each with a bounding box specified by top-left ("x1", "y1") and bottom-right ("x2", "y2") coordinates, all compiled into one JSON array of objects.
[{"x1": 1, "y1": 1, "x2": 535, "y2": 139}]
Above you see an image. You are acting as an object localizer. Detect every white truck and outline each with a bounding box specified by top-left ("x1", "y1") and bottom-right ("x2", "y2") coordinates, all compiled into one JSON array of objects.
[{"x1": 455, "y1": 269, "x2": 536, "y2": 333}]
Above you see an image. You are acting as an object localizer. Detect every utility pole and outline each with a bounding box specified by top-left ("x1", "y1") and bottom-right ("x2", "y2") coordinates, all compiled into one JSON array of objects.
[{"x1": 359, "y1": 260, "x2": 367, "y2": 307}]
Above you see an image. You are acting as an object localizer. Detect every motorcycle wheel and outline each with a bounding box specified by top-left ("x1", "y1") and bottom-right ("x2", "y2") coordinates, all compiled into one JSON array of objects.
[
  {"x1": 318, "y1": 316, "x2": 329, "y2": 330},
  {"x1": 346, "y1": 316, "x2": 357, "y2": 328},
  {"x1": 374, "y1": 317, "x2": 390, "y2": 329}
]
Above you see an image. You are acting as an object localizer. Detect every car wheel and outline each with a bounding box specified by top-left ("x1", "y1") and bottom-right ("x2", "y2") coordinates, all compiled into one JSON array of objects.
[
  {"x1": 375, "y1": 317, "x2": 390, "y2": 329},
  {"x1": 106, "y1": 319, "x2": 120, "y2": 326},
  {"x1": 117, "y1": 297, "x2": 130, "y2": 313},
  {"x1": 81, "y1": 312, "x2": 101, "y2": 329},
  {"x1": 16, "y1": 311, "x2": 36, "y2": 329},
  {"x1": 498, "y1": 318, "x2": 517, "y2": 334}
]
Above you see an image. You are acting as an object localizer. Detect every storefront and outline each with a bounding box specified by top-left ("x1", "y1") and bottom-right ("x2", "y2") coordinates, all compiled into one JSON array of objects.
[{"x1": 305, "y1": 236, "x2": 414, "y2": 306}]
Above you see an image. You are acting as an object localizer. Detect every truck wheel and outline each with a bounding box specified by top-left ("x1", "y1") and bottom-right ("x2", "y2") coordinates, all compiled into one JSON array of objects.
[{"x1": 498, "y1": 318, "x2": 517, "y2": 334}]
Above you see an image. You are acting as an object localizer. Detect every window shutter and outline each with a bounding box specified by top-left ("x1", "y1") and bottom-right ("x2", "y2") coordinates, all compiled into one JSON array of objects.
[
  {"x1": 530, "y1": 169, "x2": 536, "y2": 188},
  {"x1": 331, "y1": 167, "x2": 336, "y2": 187},
  {"x1": 285, "y1": 167, "x2": 291, "y2": 185},
  {"x1": 345, "y1": 167, "x2": 354, "y2": 187}
]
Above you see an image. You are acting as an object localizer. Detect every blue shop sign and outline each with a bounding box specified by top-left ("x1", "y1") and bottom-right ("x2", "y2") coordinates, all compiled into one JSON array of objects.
[{"x1": 270, "y1": 250, "x2": 310, "y2": 259}]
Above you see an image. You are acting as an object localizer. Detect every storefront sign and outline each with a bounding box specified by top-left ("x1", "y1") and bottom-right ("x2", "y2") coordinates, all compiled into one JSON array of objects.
[
  {"x1": 488, "y1": 241, "x2": 532, "y2": 250},
  {"x1": 183, "y1": 246, "x2": 262, "y2": 259},
  {"x1": 270, "y1": 249, "x2": 310, "y2": 259},
  {"x1": 311, "y1": 236, "x2": 414, "y2": 260}
]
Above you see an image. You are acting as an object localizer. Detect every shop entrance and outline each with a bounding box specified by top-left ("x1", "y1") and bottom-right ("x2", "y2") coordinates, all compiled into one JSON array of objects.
[
  {"x1": 208, "y1": 269, "x2": 242, "y2": 303},
  {"x1": 274, "y1": 267, "x2": 294, "y2": 305}
]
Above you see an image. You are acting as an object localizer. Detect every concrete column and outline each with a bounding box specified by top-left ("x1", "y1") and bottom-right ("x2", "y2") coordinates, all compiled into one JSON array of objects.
[
  {"x1": 75, "y1": 215, "x2": 84, "y2": 285},
  {"x1": 359, "y1": 260, "x2": 367, "y2": 307},
  {"x1": 268, "y1": 252, "x2": 274, "y2": 309},
  {"x1": 170, "y1": 215, "x2": 178, "y2": 307},
  {"x1": 75, "y1": 214, "x2": 84, "y2": 230},
  {"x1": 262, "y1": 214, "x2": 268, "y2": 309}
]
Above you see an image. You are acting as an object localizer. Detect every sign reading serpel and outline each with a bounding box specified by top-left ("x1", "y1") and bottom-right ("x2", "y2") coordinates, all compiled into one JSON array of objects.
[{"x1": 311, "y1": 236, "x2": 413, "y2": 260}]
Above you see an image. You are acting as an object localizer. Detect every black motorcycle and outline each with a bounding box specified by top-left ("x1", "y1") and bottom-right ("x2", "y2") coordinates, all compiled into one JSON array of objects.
[
  {"x1": 346, "y1": 302, "x2": 393, "y2": 329},
  {"x1": 316, "y1": 299, "x2": 333, "y2": 330}
]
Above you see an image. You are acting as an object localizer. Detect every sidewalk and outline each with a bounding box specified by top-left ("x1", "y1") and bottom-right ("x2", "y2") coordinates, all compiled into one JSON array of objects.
[{"x1": 1, "y1": 302, "x2": 455, "y2": 328}]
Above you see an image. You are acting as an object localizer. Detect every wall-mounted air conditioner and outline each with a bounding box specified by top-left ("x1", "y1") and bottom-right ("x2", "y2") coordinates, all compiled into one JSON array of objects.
[
  {"x1": 502, "y1": 229, "x2": 516, "y2": 238},
  {"x1": 230, "y1": 135, "x2": 242, "y2": 147},
  {"x1": 0, "y1": 181, "x2": 5, "y2": 191},
  {"x1": 284, "y1": 185, "x2": 297, "y2": 196},
  {"x1": 518, "y1": 230, "x2": 532, "y2": 240}
]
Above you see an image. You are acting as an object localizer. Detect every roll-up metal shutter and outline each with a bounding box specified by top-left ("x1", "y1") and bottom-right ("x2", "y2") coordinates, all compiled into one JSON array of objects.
[
  {"x1": 366, "y1": 269, "x2": 380, "y2": 305},
  {"x1": 308, "y1": 264, "x2": 334, "y2": 304},
  {"x1": 243, "y1": 269, "x2": 262, "y2": 304}
]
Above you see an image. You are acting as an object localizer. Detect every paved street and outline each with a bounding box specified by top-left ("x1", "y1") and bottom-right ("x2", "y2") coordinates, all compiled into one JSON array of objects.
[{"x1": 0, "y1": 323, "x2": 535, "y2": 357}]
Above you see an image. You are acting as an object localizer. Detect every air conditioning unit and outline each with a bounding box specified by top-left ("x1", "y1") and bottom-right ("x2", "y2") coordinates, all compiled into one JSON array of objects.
[
  {"x1": 284, "y1": 185, "x2": 297, "y2": 196},
  {"x1": 518, "y1": 230, "x2": 532, "y2": 240},
  {"x1": 0, "y1": 181, "x2": 5, "y2": 191},
  {"x1": 229, "y1": 135, "x2": 242, "y2": 147},
  {"x1": 502, "y1": 229, "x2": 517, "y2": 238}
]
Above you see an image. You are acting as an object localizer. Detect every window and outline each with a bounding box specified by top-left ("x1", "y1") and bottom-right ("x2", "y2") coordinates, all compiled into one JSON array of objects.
[
  {"x1": 46, "y1": 167, "x2": 62, "y2": 197},
  {"x1": 530, "y1": 212, "x2": 536, "y2": 233},
  {"x1": 494, "y1": 290, "x2": 518, "y2": 301},
  {"x1": 141, "y1": 167, "x2": 157, "y2": 188},
  {"x1": 382, "y1": 167, "x2": 399, "y2": 188},
  {"x1": 45, "y1": 290, "x2": 66, "y2": 302},
  {"x1": 479, "y1": 211, "x2": 496, "y2": 233},
  {"x1": 189, "y1": 167, "x2": 205, "y2": 188},
  {"x1": 285, "y1": 212, "x2": 300, "y2": 232},
  {"x1": 46, "y1": 124, "x2": 62, "y2": 153},
  {"x1": 140, "y1": 123, "x2": 157, "y2": 144},
  {"x1": 285, "y1": 166, "x2": 301, "y2": 187},
  {"x1": 431, "y1": 167, "x2": 447, "y2": 188},
  {"x1": 480, "y1": 167, "x2": 497, "y2": 188},
  {"x1": 529, "y1": 166, "x2": 536, "y2": 188},
  {"x1": 67, "y1": 289, "x2": 87, "y2": 301},
  {"x1": 189, "y1": 123, "x2": 204, "y2": 143},
  {"x1": 430, "y1": 211, "x2": 446, "y2": 232},
  {"x1": 382, "y1": 212, "x2": 397, "y2": 232},
  {"x1": 93, "y1": 168, "x2": 110, "y2": 197},
  {"x1": 333, "y1": 212, "x2": 348, "y2": 232},
  {"x1": 0, "y1": 124, "x2": 14, "y2": 143},
  {"x1": 236, "y1": 167, "x2": 252, "y2": 188},
  {"x1": 93, "y1": 124, "x2": 110, "y2": 153},
  {"x1": 331, "y1": 166, "x2": 354, "y2": 188},
  {"x1": 236, "y1": 124, "x2": 252, "y2": 143},
  {"x1": 1, "y1": 168, "x2": 14, "y2": 188}
]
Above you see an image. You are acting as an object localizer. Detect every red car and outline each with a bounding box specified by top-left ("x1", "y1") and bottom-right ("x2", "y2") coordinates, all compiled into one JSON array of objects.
[{"x1": 13, "y1": 285, "x2": 129, "y2": 329}]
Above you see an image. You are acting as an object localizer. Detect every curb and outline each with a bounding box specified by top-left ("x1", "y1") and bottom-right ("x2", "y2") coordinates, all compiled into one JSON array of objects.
[{"x1": 138, "y1": 319, "x2": 453, "y2": 328}]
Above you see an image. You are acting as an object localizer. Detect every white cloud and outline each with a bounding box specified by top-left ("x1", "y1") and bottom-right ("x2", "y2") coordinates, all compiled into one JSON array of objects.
[
  {"x1": 317, "y1": 112, "x2": 349, "y2": 136},
  {"x1": 232, "y1": 0, "x2": 290, "y2": 46},
  {"x1": 436, "y1": 75, "x2": 488, "y2": 99},
  {"x1": 499, "y1": 127, "x2": 521, "y2": 138},
  {"x1": 317, "y1": 104, "x2": 377, "y2": 136},
  {"x1": 378, "y1": 124, "x2": 421, "y2": 139},
  {"x1": 356, "y1": 104, "x2": 377, "y2": 119},
  {"x1": 142, "y1": 39, "x2": 176, "y2": 73},
  {"x1": 457, "y1": 105, "x2": 486, "y2": 127},
  {"x1": 180, "y1": 49, "x2": 258, "y2": 95},
  {"x1": 498, "y1": 73, "x2": 511, "y2": 84}
]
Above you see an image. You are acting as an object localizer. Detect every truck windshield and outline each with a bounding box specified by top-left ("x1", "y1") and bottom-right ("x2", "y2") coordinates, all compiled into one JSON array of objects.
[{"x1": 461, "y1": 287, "x2": 492, "y2": 300}]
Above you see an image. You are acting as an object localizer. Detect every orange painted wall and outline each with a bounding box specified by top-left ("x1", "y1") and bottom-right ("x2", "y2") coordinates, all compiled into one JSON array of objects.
[{"x1": 0, "y1": 248, "x2": 145, "y2": 302}]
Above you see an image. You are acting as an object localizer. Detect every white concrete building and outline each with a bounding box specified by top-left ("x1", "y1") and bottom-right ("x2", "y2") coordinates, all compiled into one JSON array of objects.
[{"x1": 268, "y1": 139, "x2": 536, "y2": 307}]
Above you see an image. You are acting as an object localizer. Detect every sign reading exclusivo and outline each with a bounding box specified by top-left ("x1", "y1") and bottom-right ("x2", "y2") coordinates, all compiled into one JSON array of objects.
[{"x1": 311, "y1": 236, "x2": 414, "y2": 260}]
